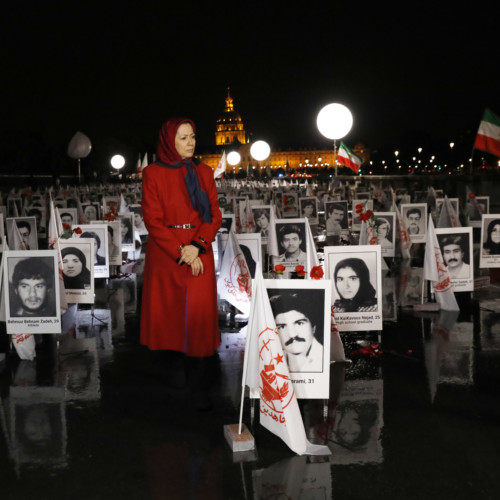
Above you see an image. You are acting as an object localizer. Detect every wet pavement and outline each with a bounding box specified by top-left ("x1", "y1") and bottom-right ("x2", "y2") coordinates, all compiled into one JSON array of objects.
[{"x1": 1, "y1": 247, "x2": 500, "y2": 500}]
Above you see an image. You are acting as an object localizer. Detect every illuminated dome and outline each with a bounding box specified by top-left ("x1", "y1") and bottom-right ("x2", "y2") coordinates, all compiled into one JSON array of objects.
[{"x1": 215, "y1": 87, "x2": 247, "y2": 146}]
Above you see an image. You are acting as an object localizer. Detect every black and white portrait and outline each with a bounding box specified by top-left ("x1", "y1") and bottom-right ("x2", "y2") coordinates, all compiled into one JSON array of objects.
[
  {"x1": 73, "y1": 224, "x2": 109, "y2": 278},
  {"x1": 105, "y1": 220, "x2": 122, "y2": 266},
  {"x1": 324, "y1": 245, "x2": 382, "y2": 331},
  {"x1": 251, "y1": 206, "x2": 271, "y2": 239},
  {"x1": 373, "y1": 212, "x2": 395, "y2": 257},
  {"x1": 264, "y1": 279, "x2": 331, "y2": 398},
  {"x1": 235, "y1": 233, "x2": 262, "y2": 278},
  {"x1": 59, "y1": 238, "x2": 95, "y2": 303},
  {"x1": 401, "y1": 203, "x2": 427, "y2": 243},
  {"x1": 118, "y1": 212, "x2": 135, "y2": 252},
  {"x1": 4, "y1": 250, "x2": 61, "y2": 333},
  {"x1": 272, "y1": 219, "x2": 308, "y2": 272},
  {"x1": 479, "y1": 215, "x2": 500, "y2": 268},
  {"x1": 299, "y1": 197, "x2": 319, "y2": 226},
  {"x1": 435, "y1": 228, "x2": 473, "y2": 291},
  {"x1": 6, "y1": 217, "x2": 38, "y2": 250},
  {"x1": 129, "y1": 204, "x2": 148, "y2": 235},
  {"x1": 81, "y1": 203, "x2": 100, "y2": 222},
  {"x1": 325, "y1": 201, "x2": 349, "y2": 235},
  {"x1": 27, "y1": 206, "x2": 47, "y2": 236}
]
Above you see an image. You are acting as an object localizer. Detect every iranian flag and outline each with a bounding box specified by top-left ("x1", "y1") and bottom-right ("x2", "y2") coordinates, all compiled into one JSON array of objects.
[
  {"x1": 337, "y1": 142, "x2": 362, "y2": 173},
  {"x1": 474, "y1": 108, "x2": 500, "y2": 157}
]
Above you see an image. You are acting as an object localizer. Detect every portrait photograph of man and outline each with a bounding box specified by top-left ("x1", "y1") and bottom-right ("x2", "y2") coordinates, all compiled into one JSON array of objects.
[
  {"x1": 325, "y1": 201, "x2": 349, "y2": 235},
  {"x1": 27, "y1": 207, "x2": 47, "y2": 236},
  {"x1": 272, "y1": 220, "x2": 308, "y2": 272},
  {"x1": 251, "y1": 206, "x2": 271, "y2": 239},
  {"x1": 6, "y1": 217, "x2": 38, "y2": 250},
  {"x1": 436, "y1": 227, "x2": 473, "y2": 292},
  {"x1": 4, "y1": 250, "x2": 61, "y2": 333},
  {"x1": 401, "y1": 203, "x2": 427, "y2": 243},
  {"x1": 264, "y1": 279, "x2": 331, "y2": 398}
]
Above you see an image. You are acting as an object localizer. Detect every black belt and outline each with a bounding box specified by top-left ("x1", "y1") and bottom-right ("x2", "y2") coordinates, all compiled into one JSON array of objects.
[{"x1": 167, "y1": 224, "x2": 196, "y2": 229}]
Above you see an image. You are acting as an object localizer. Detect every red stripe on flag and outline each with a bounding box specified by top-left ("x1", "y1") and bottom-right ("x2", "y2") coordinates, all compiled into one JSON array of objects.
[
  {"x1": 337, "y1": 156, "x2": 359, "y2": 173},
  {"x1": 474, "y1": 133, "x2": 500, "y2": 157}
]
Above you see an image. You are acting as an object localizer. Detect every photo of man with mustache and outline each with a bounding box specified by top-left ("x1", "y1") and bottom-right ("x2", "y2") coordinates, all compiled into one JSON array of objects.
[
  {"x1": 438, "y1": 234, "x2": 471, "y2": 279},
  {"x1": 268, "y1": 291, "x2": 324, "y2": 373}
]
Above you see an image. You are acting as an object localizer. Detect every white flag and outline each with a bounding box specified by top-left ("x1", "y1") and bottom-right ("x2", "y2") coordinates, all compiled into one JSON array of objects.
[
  {"x1": 437, "y1": 196, "x2": 461, "y2": 228},
  {"x1": 394, "y1": 203, "x2": 412, "y2": 259},
  {"x1": 423, "y1": 216, "x2": 459, "y2": 311},
  {"x1": 242, "y1": 268, "x2": 330, "y2": 456},
  {"x1": 119, "y1": 193, "x2": 128, "y2": 212},
  {"x1": 214, "y1": 151, "x2": 226, "y2": 179},
  {"x1": 267, "y1": 203, "x2": 280, "y2": 257},
  {"x1": 304, "y1": 218, "x2": 319, "y2": 274},
  {"x1": 217, "y1": 231, "x2": 252, "y2": 315},
  {"x1": 49, "y1": 197, "x2": 69, "y2": 314}
]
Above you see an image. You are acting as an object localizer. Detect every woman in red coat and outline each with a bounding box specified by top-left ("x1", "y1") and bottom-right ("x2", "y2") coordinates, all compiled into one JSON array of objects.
[{"x1": 140, "y1": 118, "x2": 222, "y2": 409}]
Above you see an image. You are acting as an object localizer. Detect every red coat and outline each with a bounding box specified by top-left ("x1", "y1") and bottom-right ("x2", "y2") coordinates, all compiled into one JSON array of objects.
[{"x1": 140, "y1": 161, "x2": 222, "y2": 357}]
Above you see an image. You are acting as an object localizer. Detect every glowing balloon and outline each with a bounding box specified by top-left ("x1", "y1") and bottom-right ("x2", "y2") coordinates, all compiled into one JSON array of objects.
[
  {"x1": 67, "y1": 131, "x2": 92, "y2": 159},
  {"x1": 316, "y1": 103, "x2": 353, "y2": 140}
]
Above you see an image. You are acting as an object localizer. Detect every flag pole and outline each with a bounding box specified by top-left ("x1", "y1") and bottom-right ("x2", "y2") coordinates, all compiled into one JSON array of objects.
[{"x1": 333, "y1": 139, "x2": 338, "y2": 177}]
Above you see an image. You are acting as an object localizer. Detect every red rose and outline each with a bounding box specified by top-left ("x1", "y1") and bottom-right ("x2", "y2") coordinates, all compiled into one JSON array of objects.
[
  {"x1": 62, "y1": 223, "x2": 71, "y2": 230},
  {"x1": 275, "y1": 264, "x2": 286, "y2": 274},
  {"x1": 310, "y1": 266, "x2": 324, "y2": 280},
  {"x1": 355, "y1": 203, "x2": 363, "y2": 214},
  {"x1": 74, "y1": 227, "x2": 83, "y2": 235},
  {"x1": 295, "y1": 265, "x2": 306, "y2": 277}
]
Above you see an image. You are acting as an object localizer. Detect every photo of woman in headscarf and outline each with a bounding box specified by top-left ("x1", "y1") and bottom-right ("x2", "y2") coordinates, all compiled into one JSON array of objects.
[
  {"x1": 333, "y1": 257, "x2": 377, "y2": 312},
  {"x1": 61, "y1": 247, "x2": 91, "y2": 290},
  {"x1": 483, "y1": 218, "x2": 500, "y2": 255}
]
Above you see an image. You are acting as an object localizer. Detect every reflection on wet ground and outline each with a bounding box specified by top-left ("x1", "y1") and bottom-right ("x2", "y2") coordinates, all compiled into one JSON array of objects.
[{"x1": 1, "y1": 249, "x2": 500, "y2": 499}]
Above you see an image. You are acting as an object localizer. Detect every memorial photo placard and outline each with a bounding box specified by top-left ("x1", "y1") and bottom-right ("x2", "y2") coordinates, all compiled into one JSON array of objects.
[
  {"x1": 4, "y1": 250, "x2": 61, "y2": 334},
  {"x1": 59, "y1": 238, "x2": 95, "y2": 303},
  {"x1": 480, "y1": 214, "x2": 500, "y2": 268},
  {"x1": 435, "y1": 227, "x2": 473, "y2": 292},
  {"x1": 264, "y1": 279, "x2": 331, "y2": 399},
  {"x1": 324, "y1": 245, "x2": 383, "y2": 331},
  {"x1": 72, "y1": 224, "x2": 109, "y2": 278},
  {"x1": 401, "y1": 203, "x2": 427, "y2": 243},
  {"x1": 272, "y1": 219, "x2": 309, "y2": 273}
]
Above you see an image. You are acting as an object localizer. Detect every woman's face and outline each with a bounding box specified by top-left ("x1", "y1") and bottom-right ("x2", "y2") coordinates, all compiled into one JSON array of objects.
[
  {"x1": 63, "y1": 254, "x2": 83, "y2": 277},
  {"x1": 336, "y1": 266, "x2": 360, "y2": 300},
  {"x1": 379, "y1": 222, "x2": 389, "y2": 237},
  {"x1": 175, "y1": 123, "x2": 196, "y2": 159},
  {"x1": 121, "y1": 221, "x2": 129, "y2": 235},
  {"x1": 490, "y1": 224, "x2": 500, "y2": 244}
]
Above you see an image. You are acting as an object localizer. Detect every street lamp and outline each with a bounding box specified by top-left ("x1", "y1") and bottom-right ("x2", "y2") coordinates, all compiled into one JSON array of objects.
[
  {"x1": 111, "y1": 154, "x2": 125, "y2": 178},
  {"x1": 316, "y1": 103, "x2": 353, "y2": 176}
]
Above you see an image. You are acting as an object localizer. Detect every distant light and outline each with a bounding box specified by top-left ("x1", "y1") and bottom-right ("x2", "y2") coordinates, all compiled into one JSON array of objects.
[
  {"x1": 316, "y1": 103, "x2": 353, "y2": 140},
  {"x1": 111, "y1": 155, "x2": 125, "y2": 170}
]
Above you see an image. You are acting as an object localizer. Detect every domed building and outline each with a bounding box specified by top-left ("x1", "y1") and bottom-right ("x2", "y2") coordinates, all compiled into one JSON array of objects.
[
  {"x1": 200, "y1": 89, "x2": 369, "y2": 174},
  {"x1": 215, "y1": 87, "x2": 247, "y2": 146}
]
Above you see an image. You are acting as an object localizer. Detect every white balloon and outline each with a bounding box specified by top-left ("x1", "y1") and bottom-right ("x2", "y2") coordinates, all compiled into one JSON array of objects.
[
  {"x1": 227, "y1": 151, "x2": 241, "y2": 166},
  {"x1": 67, "y1": 131, "x2": 92, "y2": 159},
  {"x1": 316, "y1": 103, "x2": 353, "y2": 140},
  {"x1": 250, "y1": 140, "x2": 271, "y2": 161}
]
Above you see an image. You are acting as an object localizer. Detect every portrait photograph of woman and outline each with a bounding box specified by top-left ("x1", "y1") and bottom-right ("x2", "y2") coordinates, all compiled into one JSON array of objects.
[
  {"x1": 480, "y1": 215, "x2": 500, "y2": 268},
  {"x1": 373, "y1": 212, "x2": 395, "y2": 257},
  {"x1": 324, "y1": 245, "x2": 382, "y2": 331},
  {"x1": 118, "y1": 213, "x2": 135, "y2": 252},
  {"x1": 59, "y1": 239, "x2": 95, "y2": 303}
]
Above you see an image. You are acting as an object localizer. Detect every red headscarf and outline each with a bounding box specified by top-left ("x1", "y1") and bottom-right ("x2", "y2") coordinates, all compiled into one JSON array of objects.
[{"x1": 156, "y1": 117, "x2": 196, "y2": 165}]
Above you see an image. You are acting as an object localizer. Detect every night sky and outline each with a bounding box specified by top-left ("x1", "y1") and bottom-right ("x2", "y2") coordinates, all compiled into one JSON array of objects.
[{"x1": 2, "y1": 1, "x2": 498, "y2": 174}]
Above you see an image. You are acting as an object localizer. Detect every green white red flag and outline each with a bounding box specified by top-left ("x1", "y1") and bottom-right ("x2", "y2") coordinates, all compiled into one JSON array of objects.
[
  {"x1": 474, "y1": 108, "x2": 500, "y2": 157},
  {"x1": 337, "y1": 142, "x2": 362, "y2": 173}
]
